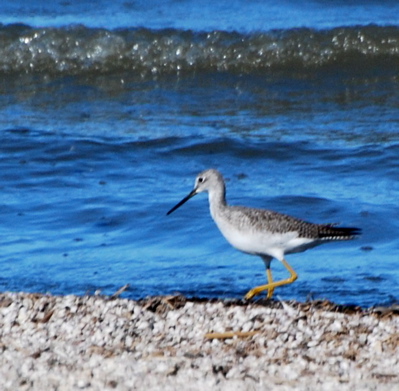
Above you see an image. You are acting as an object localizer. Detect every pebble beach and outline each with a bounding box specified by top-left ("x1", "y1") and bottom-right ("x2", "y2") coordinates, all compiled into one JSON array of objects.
[{"x1": 0, "y1": 292, "x2": 398, "y2": 391}]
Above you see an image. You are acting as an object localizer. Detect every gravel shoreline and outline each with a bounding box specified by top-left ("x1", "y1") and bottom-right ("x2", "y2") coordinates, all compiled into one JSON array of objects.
[{"x1": 0, "y1": 292, "x2": 398, "y2": 391}]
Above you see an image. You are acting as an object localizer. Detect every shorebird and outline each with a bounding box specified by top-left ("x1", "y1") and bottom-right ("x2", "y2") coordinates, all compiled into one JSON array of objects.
[{"x1": 166, "y1": 169, "x2": 361, "y2": 300}]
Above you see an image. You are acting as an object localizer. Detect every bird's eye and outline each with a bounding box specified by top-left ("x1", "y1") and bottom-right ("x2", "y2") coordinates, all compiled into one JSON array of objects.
[{"x1": 198, "y1": 177, "x2": 204, "y2": 183}]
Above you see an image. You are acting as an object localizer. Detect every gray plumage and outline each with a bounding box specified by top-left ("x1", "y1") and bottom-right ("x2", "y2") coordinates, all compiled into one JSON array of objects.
[{"x1": 222, "y1": 205, "x2": 360, "y2": 240}]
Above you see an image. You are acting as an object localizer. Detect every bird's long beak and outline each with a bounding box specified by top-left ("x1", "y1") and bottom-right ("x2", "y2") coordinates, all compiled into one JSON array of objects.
[{"x1": 166, "y1": 189, "x2": 197, "y2": 215}]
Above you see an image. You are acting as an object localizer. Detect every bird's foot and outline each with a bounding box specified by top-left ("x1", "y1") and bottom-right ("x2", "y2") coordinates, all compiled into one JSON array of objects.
[
  {"x1": 244, "y1": 285, "x2": 274, "y2": 301},
  {"x1": 266, "y1": 287, "x2": 275, "y2": 299},
  {"x1": 244, "y1": 285, "x2": 274, "y2": 300}
]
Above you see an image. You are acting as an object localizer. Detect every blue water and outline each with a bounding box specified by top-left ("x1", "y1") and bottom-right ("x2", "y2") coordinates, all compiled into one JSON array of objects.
[
  {"x1": 0, "y1": 1, "x2": 399, "y2": 307},
  {"x1": 2, "y1": 0, "x2": 399, "y2": 30}
]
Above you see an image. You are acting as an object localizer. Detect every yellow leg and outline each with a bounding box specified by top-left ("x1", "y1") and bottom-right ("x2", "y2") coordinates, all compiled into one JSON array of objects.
[
  {"x1": 244, "y1": 258, "x2": 298, "y2": 300},
  {"x1": 266, "y1": 267, "x2": 274, "y2": 299}
]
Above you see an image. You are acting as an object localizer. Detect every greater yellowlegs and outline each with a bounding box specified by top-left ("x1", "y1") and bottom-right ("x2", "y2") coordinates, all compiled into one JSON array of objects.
[{"x1": 167, "y1": 169, "x2": 361, "y2": 300}]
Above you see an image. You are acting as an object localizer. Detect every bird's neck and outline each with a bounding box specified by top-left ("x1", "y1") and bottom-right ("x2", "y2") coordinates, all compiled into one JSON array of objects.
[{"x1": 208, "y1": 184, "x2": 227, "y2": 219}]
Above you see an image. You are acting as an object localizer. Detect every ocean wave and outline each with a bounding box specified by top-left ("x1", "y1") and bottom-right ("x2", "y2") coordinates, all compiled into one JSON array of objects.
[{"x1": 0, "y1": 24, "x2": 398, "y2": 75}]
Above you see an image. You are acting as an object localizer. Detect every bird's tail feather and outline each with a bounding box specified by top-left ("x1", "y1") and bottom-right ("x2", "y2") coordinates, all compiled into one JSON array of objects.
[{"x1": 319, "y1": 225, "x2": 361, "y2": 240}]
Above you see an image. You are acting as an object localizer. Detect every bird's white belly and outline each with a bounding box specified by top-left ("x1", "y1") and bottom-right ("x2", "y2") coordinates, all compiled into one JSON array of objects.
[{"x1": 216, "y1": 220, "x2": 316, "y2": 260}]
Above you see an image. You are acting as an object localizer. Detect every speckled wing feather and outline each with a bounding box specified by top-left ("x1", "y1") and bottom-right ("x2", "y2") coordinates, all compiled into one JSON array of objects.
[{"x1": 228, "y1": 206, "x2": 361, "y2": 240}]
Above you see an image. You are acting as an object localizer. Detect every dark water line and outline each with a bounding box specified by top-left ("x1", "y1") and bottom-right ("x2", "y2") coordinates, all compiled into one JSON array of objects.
[{"x1": 1, "y1": 24, "x2": 399, "y2": 75}]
